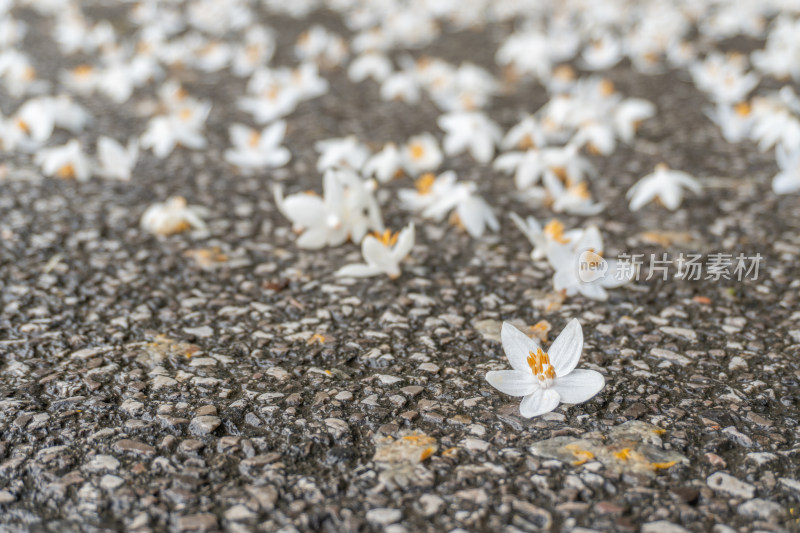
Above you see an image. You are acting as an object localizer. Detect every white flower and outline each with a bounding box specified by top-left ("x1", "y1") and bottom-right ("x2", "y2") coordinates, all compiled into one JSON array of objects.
[
  {"x1": 772, "y1": 145, "x2": 800, "y2": 194},
  {"x1": 140, "y1": 89, "x2": 211, "y2": 158},
  {"x1": 486, "y1": 320, "x2": 605, "y2": 418},
  {"x1": 35, "y1": 139, "x2": 92, "y2": 181},
  {"x1": 705, "y1": 102, "x2": 754, "y2": 143},
  {"x1": 96, "y1": 136, "x2": 138, "y2": 181},
  {"x1": 348, "y1": 52, "x2": 392, "y2": 83},
  {"x1": 141, "y1": 197, "x2": 208, "y2": 236},
  {"x1": 510, "y1": 214, "x2": 582, "y2": 261},
  {"x1": 690, "y1": 53, "x2": 758, "y2": 104},
  {"x1": 401, "y1": 133, "x2": 443, "y2": 176},
  {"x1": 224, "y1": 121, "x2": 291, "y2": 171},
  {"x1": 275, "y1": 169, "x2": 383, "y2": 249},
  {"x1": 400, "y1": 171, "x2": 498, "y2": 238},
  {"x1": 363, "y1": 143, "x2": 402, "y2": 183},
  {"x1": 335, "y1": 224, "x2": 415, "y2": 279},
  {"x1": 547, "y1": 226, "x2": 631, "y2": 301},
  {"x1": 493, "y1": 150, "x2": 544, "y2": 190},
  {"x1": 501, "y1": 115, "x2": 546, "y2": 151},
  {"x1": 380, "y1": 71, "x2": 420, "y2": 104},
  {"x1": 581, "y1": 34, "x2": 623, "y2": 71},
  {"x1": 543, "y1": 171, "x2": 604, "y2": 216},
  {"x1": 315, "y1": 135, "x2": 370, "y2": 172},
  {"x1": 613, "y1": 98, "x2": 656, "y2": 143},
  {"x1": 438, "y1": 111, "x2": 501, "y2": 163},
  {"x1": 627, "y1": 163, "x2": 702, "y2": 211}
]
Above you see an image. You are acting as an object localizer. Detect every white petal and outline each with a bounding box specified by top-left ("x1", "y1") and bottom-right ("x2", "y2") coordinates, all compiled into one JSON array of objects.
[
  {"x1": 519, "y1": 388, "x2": 561, "y2": 418},
  {"x1": 281, "y1": 194, "x2": 325, "y2": 227},
  {"x1": 548, "y1": 319, "x2": 583, "y2": 377},
  {"x1": 552, "y1": 369, "x2": 605, "y2": 404},
  {"x1": 296, "y1": 228, "x2": 329, "y2": 249},
  {"x1": 362, "y1": 236, "x2": 396, "y2": 272},
  {"x1": 391, "y1": 223, "x2": 415, "y2": 261},
  {"x1": 501, "y1": 321, "x2": 540, "y2": 373},
  {"x1": 577, "y1": 281, "x2": 609, "y2": 301},
  {"x1": 486, "y1": 370, "x2": 537, "y2": 397},
  {"x1": 335, "y1": 264, "x2": 381, "y2": 277}
]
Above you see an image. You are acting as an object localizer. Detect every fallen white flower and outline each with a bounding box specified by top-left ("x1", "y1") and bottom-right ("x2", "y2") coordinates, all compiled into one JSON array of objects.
[
  {"x1": 486, "y1": 320, "x2": 605, "y2": 418},
  {"x1": 336, "y1": 224, "x2": 415, "y2": 279},
  {"x1": 140, "y1": 197, "x2": 208, "y2": 236}
]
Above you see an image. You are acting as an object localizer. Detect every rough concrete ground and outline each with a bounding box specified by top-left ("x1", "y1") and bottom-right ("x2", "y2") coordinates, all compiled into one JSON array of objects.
[{"x1": 1, "y1": 3, "x2": 800, "y2": 533}]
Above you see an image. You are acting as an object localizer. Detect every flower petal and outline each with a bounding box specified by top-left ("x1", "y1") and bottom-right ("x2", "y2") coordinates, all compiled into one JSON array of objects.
[
  {"x1": 519, "y1": 388, "x2": 561, "y2": 418},
  {"x1": 552, "y1": 369, "x2": 605, "y2": 404},
  {"x1": 335, "y1": 264, "x2": 381, "y2": 277},
  {"x1": 486, "y1": 370, "x2": 537, "y2": 397},
  {"x1": 501, "y1": 321, "x2": 540, "y2": 373},
  {"x1": 548, "y1": 319, "x2": 583, "y2": 377}
]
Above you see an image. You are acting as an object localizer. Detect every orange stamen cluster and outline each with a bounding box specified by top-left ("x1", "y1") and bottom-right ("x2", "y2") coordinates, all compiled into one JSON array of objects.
[
  {"x1": 248, "y1": 131, "x2": 261, "y2": 148},
  {"x1": 415, "y1": 173, "x2": 436, "y2": 194},
  {"x1": 543, "y1": 219, "x2": 569, "y2": 244},
  {"x1": 734, "y1": 101, "x2": 751, "y2": 117},
  {"x1": 372, "y1": 229, "x2": 398, "y2": 247},
  {"x1": 527, "y1": 347, "x2": 556, "y2": 380},
  {"x1": 409, "y1": 143, "x2": 425, "y2": 160}
]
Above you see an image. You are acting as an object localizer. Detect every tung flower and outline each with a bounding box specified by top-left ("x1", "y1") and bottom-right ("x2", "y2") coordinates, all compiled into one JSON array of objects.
[
  {"x1": 486, "y1": 320, "x2": 605, "y2": 418},
  {"x1": 335, "y1": 224, "x2": 415, "y2": 279}
]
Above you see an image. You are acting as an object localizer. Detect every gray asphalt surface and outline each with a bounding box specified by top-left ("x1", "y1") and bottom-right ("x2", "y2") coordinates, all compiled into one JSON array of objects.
[{"x1": 1, "y1": 3, "x2": 800, "y2": 533}]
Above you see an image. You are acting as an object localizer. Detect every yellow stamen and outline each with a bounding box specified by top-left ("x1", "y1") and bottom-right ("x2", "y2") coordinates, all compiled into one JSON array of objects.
[
  {"x1": 734, "y1": 101, "x2": 751, "y2": 117},
  {"x1": 409, "y1": 143, "x2": 425, "y2": 160},
  {"x1": 179, "y1": 108, "x2": 193, "y2": 121},
  {"x1": 551, "y1": 166, "x2": 568, "y2": 181},
  {"x1": 307, "y1": 333, "x2": 326, "y2": 345},
  {"x1": 529, "y1": 321, "x2": 551, "y2": 342},
  {"x1": 570, "y1": 181, "x2": 591, "y2": 199},
  {"x1": 16, "y1": 119, "x2": 29, "y2": 134},
  {"x1": 527, "y1": 347, "x2": 556, "y2": 380},
  {"x1": 518, "y1": 133, "x2": 535, "y2": 150},
  {"x1": 565, "y1": 444, "x2": 594, "y2": 466},
  {"x1": 56, "y1": 164, "x2": 75, "y2": 179},
  {"x1": 419, "y1": 447, "x2": 435, "y2": 461},
  {"x1": 600, "y1": 79, "x2": 615, "y2": 96},
  {"x1": 543, "y1": 219, "x2": 569, "y2": 244},
  {"x1": 371, "y1": 229, "x2": 398, "y2": 247},
  {"x1": 553, "y1": 64, "x2": 576, "y2": 81},
  {"x1": 73, "y1": 65, "x2": 93, "y2": 77},
  {"x1": 651, "y1": 461, "x2": 677, "y2": 470},
  {"x1": 415, "y1": 173, "x2": 436, "y2": 194},
  {"x1": 248, "y1": 131, "x2": 261, "y2": 148},
  {"x1": 614, "y1": 448, "x2": 633, "y2": 461}
]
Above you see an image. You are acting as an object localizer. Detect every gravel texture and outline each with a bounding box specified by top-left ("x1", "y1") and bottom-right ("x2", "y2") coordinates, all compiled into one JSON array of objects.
[{"x1": 1, "y1": 3, "x2": 800, "y2": 533}]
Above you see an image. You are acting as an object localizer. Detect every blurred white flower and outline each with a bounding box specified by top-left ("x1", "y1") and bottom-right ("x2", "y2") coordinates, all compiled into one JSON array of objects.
[
  {"x1": 315, "y1": 135, "x2": 370, "y2": 172},
  {"x1": 141, "y1": 197, "x2": 208, "y2": 236},
  {"x1": 627, "y1": 163, "x2": 701, "y2": 211},
  {"x1": 401, "y1": 133, "x2": 443, "y2": 176},
  {"x1": 96, "y1": 136, "x2": 138, "y2": 181},
  {"x1": 336, "y1": 224, "x2": 415, "y2": 279},
  {"x1": 363, "y1": 143, "x2": 402, "y2": 183},
  {"x1": 772, "y1": 145, "x2": 800, "y2": 194},
  {"x1": 35, "y1": 139, "x2": 91, "y2": 181},
  {"x1": 224, "y1": 121, "x2": 290, "y2": 171},
  {"x1": 438, "y1": 111, "x2": 501, "y2": 163}
]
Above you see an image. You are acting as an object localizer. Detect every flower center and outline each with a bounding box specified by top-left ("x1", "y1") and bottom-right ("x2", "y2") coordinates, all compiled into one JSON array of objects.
[
  {"x1": 734, "y1": 101, "x2": 751, "y2": 117},
  {"x1": 543, "y1": 219, "x2": 569, "y2": 244},
  {"x1": 527, "y1": 347, "x2": 556, "y2": 385},
  {"x1": 415, "y1": 173, "x2": 436, "y2": 195},
  {"x1": 56, "y1": 164, "x2": 75, "y2": 179},
  {"x1": 248, "y1": 131, "x2": 261, "y2": 148},
  {"x1": 372, "y1": 229, "x2": 398, "y2": 247},
  {"x1": 409, "y1": 143, "x2": 425, "y2": 160}
]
